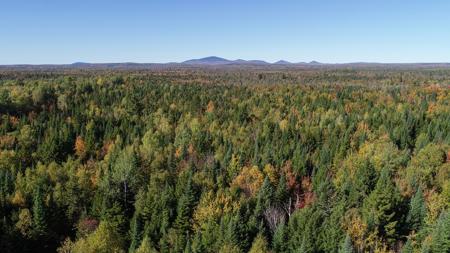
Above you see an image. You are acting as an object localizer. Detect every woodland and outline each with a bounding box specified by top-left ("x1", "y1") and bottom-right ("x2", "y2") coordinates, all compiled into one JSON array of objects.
[{"x1": 0, "y1": 67, "x2": 449, "y2": 252}]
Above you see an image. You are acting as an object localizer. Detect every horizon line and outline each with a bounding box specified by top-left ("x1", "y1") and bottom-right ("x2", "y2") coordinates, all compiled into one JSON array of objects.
[{"x1": 1, "y1": 55, "x2": 450, "y2": 66}]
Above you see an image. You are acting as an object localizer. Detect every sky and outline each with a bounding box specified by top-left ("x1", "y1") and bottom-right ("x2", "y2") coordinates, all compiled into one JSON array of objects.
[{"x1": 1, "y1": 0, "x2": 450, "y2": 64}]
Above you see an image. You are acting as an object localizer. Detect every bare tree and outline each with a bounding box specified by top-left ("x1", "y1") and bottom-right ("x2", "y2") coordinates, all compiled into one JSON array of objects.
[{"x1": 264, "y1": 206, "x2": 286, "y2": 232}]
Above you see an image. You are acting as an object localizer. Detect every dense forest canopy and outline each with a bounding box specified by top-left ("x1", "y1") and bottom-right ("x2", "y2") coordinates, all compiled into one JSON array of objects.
[{"x1": 0, "y1": 67, "x2": 449, "y2": 252}]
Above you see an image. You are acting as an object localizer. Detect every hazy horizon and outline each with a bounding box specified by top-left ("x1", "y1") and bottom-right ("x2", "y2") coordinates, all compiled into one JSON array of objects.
[
  {"x1": 3, "y1": 55, "x2": 450, "y2": 66},
  {"x1": 2, "y1": 0, "x2": 450, "y2": 64}
]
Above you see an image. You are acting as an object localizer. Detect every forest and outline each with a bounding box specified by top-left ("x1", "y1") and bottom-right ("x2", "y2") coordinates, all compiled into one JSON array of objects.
[{"x1": 0, "y1": 67, "x2": 449, "y2": 253}]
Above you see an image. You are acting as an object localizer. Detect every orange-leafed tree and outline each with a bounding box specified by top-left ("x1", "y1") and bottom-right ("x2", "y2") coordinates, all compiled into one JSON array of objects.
[
  {"x1": 231, "y1": 166, "x2": 264, "y2": 197},
  {"x1": 74, "y1": 136, "x2": 86, "y2": 158}
]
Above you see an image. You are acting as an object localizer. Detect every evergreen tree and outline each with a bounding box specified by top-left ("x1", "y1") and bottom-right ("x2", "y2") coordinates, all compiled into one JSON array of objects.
[
  {"x1": 338, "y1": 234, "x2": 354, "y2": 253},
  {"x1": 174, "y1": 172, "x2": 196, "y2": 232},
  {"x1": 430, "y1": 211, "x2": 450, "y2": 253},
  {"x1": 135, "y1": 236, "x2": 157, "y2": 253},
  {"x1": 32, "y1": 187, "x2": 47, "y2": 237},
  {"x1": 402, "y1": 239, "x2": 413, "y2": 253},
  {"x1": 249, "y1": 233, "x2": 269, "y2": 253},
  {"x1": 183, "y1": 236, "x2": 192, "y2": 253},
  {"x1": 72, "y1": 221, "x2": 125, "y2": 253},
  {"x1": 190, "y1": 232, "x2": 205, "y2": 253},
  {"x1": 257, "y1": 176, "x2": 274, "y2": 210},
  {"x1": 275, "y1": 174, "x2": 288, "y2": 205},
  {"x1": 272, "y1": 221, "x2": 287, "y2": 253},
  {"x1": 362, "y1": 168, "x2": 401, "y2": 243},
  {"x1": 129, "y1": 212, "x2": 143, "y2": 253},
  {"x1": 420, "y1": 243, "x2": 431, "y2": 253},
  {"x1": 406, "y1": 187, "x2": 426, "y2": 232}
]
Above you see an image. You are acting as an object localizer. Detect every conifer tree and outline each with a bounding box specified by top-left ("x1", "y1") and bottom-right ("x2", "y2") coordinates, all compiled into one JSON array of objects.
[
  {"x1": 402, "y1": 239, "x2": 413, "y2": 253},
  {"x1": 272, "y1": 221, "x2": 287, "y2": 253},
  {"x1": 406, "y1": 187, "x2": 426, "y2": 232},
  {"x1": 275, "y1": 174, "x2": 288, "y2": 205},
  {"x1": 32, "y1": 187, "x2": 47, "y2": 237},
  {"x1": 430, "y1": 211, "x2": 450, "y2": 253},
  {"x1": 128, "y1": 212, "x2": 143, "y2": 253},
  {"x1": 338, "y1": 234, "x2": 354, "y2": 253},
  {"x1": 135, "y1": 236, "x2": 157, "y2": 253},
  {"x1": 362, "y1": 168, "x2": 401, "y2": 243},
  {"x1": 175, "y1": 172, "x2": 195, "y2": 232},
  {"x1": 249, "y1": 233, "x2": 269, "y2": 253}
]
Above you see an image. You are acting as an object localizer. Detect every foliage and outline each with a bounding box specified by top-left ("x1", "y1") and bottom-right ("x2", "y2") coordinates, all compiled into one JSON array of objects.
[{"x1": 0, "y1": 68, "x2": 449, "y2": 252}]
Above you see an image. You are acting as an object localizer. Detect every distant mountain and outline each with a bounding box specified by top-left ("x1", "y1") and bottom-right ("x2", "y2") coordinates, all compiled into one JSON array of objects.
[
  {"x1": 181, "y1": 57, "x2": 329, "y2": 66},
  {"x1": 245, "y1": 60, "x2": 270, "y2": 65},
  {"x1": 3, "y1": 58, "x2": 450, "y2": 71},
  {"x1": 183, "y1": 56, "x2": 271, "y2": 65},
  {"x1": 274, "y1": 60, "x2": 292, "y2": 65},
  {"x1": 183, "y1": 56, "x2": 232, "y2": 65},
  {"x1": 71, "y1": 62, "x2": 91, "y2": 66}
]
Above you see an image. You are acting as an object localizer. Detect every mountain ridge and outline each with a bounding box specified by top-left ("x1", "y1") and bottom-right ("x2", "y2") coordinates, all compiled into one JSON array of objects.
[{"x1": 2, "y1": 57, "x2": 450, "y2": 70}]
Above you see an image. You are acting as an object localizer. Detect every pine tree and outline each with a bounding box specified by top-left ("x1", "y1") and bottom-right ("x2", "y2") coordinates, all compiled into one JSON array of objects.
[
  {"x1": 430, "y1": 211, "x2": 450, "y2": 253},
  {"x1": 72, "y1": 221, "x2": 124, "y2": 253},
  {"x1": 174, "y1": 172, "x2": 195, "y2": 232},
  {"x1": 275, "y1": 174, "x2": 288, "y2": 205},
  {"x1": 272, "y1": 221, "x2": 287, "y2": 253},
  {"x1": 249, "y1": 233, "x2": 269, "y2": 253},
  {"x1": 191, "y1": 232, "x2": 205, "y2": 253},
  {"x1": 406, "y1": 187, "x2": 426, "y2": 232},
  {"x1": 253, "y1": 134, "x2": 261, "y2": 167},
  {"x1": 135, "y1": 236, "x2": 157, "y2": 253},
  {"x1": 183, "y1": 236, "x2": 192, "y2": 253},
  {"x1": 362, "y1": 168, "x2": 401, "y2": 243},
  {"x1": 257, "y1": 176, "x2": 274, "y2": 209},
  {"x1": 129, "y1": 212, "x2": 143, "y2": 253},
  {"x1": 402, "y1": 239, "x2": 413, "y2": 253},
  {"x1": 421, "y1": 243, "x2": 431, "y2": 253},
  {"x1": 292, "y1": 145, "x2": 306, "y2": 176},
  {"x1": 32, "y1": 187, "x2": 47, "y2": 237},
  {"x1": 338, "y1": 234, "x2": 354, "y2": 253},
  {"x1": 223, "y1": 212, "x2": 248, "y2": 251}
]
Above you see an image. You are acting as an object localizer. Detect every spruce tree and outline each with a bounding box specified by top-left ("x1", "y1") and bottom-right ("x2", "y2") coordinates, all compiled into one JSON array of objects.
[
  {"x1": 174, "y1": 172, "x2": 195, "y2": 232},
  {"x1": 135, "y1": 236, "x2": 157, "y2": 253},
  {"x1": 338, "y1": 234, "x2": 354, "y2": 253},
  {"x1": 249, "y1": 233, "x2": 269, "y2": 253},
  {"x1": 272, "y1": 221, "x2": 287, "y2": 253},
  {"x1": 129, "y1": 212, "x2": 143, "y2": 253},
  {"x1": 402, "y1": 239, "x2": 413, "y2": 253},
  {"x1": 32, "y1": 187, "x2": 47, "y2": 237},
  {"x1": 406, "y1": 187, "x2": 426, "y2": 232},
  {"x1": 430, "y1": 211, "x2": 450, "y2": 253},
  {"x1": 257, "y1": 176, "x2": 274, "y2": 209},
  {"x1": 275, "y1": 174, "x2": 288, "y2": 205},
  {"x1": 362, "y1": 168, "x2": 401, "y2": 243}
]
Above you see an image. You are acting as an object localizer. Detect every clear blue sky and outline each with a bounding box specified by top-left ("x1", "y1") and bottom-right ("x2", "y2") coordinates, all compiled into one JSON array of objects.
[{"x1": 1, "y1": 0, "x2": 450, "y2": 64}]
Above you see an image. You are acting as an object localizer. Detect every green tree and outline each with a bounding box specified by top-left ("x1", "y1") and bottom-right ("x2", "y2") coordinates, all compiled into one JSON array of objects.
[
  {"x1": 430, "y1": 211, "x2": 450, "y2": 253},
  {"x1": 406, "y1": 187, "x2": 426, "y2": 232},
  {"x1": 402, "y1": 239, "x2": 413, "y2": 253},
  {"x1": 272, "y1": 222, "x2": 287, "y2": 253},
  {"x1": 112, "y1": 146, "x2": 139, "y2": 207},
  {"x1": 72, "y1": 221, "x2": 125, "y2": 253},
  {"x1": 338, "y1": 234, "x2": 354, "y2": 253},
  {"x1": 32, "y1": 187, "x2": 47, "y2": 237},
  {"x1": 129, "y1": 212, "x2": 143, "y2": 253},
  {"x1": 362, "y1": 168, "x2": 401, "y2": 243},
  {"x1": 249, "y1": 233, "x2": 269, "y2": 253},
  {"x1": 135, "y1": 236, "x2": 157, "y2": 253},
  {"x1": 174, "y1": 171, "x2": 196, "y2": 232}
]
